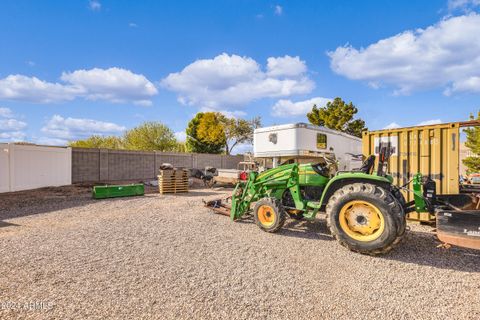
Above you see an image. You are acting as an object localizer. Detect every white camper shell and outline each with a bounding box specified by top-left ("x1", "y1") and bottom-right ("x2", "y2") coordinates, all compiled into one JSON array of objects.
[{"x1": 253, "y1": 123, "x2": 362, "y2": 171}]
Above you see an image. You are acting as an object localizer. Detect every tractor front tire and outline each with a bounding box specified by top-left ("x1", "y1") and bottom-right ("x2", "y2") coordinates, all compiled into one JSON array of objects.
[
  {"x1": 326, "y1": 183, "x2": 405, "y2": 255},
  {"x1": 254, "y1": 198, "x2": 286, "y2": 233}
]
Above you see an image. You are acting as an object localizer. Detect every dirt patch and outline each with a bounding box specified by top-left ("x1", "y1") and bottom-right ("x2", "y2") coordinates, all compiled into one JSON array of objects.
[{"x1": 0, "y1": 183, "x2": 161, "y2": 220}]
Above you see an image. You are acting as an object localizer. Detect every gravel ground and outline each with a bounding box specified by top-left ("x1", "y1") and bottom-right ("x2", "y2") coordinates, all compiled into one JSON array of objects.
[{"x1": 0, "y1": 186, "x2": 479, "y2": 320}]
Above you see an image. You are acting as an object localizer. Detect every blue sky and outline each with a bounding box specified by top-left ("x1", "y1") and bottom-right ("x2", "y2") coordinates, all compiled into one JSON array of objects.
[{"x1": 1, "y1": 0, "x2": 480, "y2": 151}]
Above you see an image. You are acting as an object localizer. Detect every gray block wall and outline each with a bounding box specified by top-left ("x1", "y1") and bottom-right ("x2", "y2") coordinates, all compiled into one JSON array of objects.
[
  {"x1": 72, "y1": 148, "x2": 244, "y2": 183},
  {"x1": 72, "y1": 148, "x2": 100, "y2": 182}
]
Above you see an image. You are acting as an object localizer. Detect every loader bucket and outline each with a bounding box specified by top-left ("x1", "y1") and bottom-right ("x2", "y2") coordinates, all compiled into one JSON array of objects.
[{"x1": 204, "y1": 199, "x2": 231, "y2": 217}]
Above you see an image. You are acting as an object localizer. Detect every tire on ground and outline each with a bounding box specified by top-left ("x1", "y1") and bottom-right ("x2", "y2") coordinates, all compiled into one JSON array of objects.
[
  {"x1": 390, "y1": 187, "x2": 407, "y2": 240},
  {"x1": 253, "y1": 197, "x2": 286, "y2": 233},
  {"x1": 368, "y1": 184, "x2": 406, "y2": 241},
  {"x1": 326, "y1": 183, "x2": 406, "y2": 255}
]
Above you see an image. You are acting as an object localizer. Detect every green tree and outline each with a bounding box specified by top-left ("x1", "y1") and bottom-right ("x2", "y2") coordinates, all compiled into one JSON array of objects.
[
  {"x1": 307, "y1": 97, "x2": 367, "y2": 138},
  {"x1": 123, "y1": 121, "x2": 178, "y2": 151},
  {"x1": 186, "y1": 112, "x2": 226, "y2": 154},
  {"x1": 172, "y1": 141, "x2": 187, "y2": 153},
  {"x1": 220, "y1": 115, "x2": 261, "y2": 155},
  {"x1": 463, "y1": 112, "x2": 480, "y2": 174},
  {"x1": 69, "y1": 121, "x2": 183, "y2": 152},
  {"x1": 68, "y1": 135, "x2": 124, "y2": 149}
]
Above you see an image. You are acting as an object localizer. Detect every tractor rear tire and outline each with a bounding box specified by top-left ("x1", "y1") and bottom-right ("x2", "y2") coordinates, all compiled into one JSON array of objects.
[
  {"x1": 390, "y1": 187, "x2": 407, "y2": 240},
  {"x1": 254, "y1": 197, "x2": 286, "y2": 233},
  {"x1": 326, "y1": 183, "x2": 406, "y2": 255}
]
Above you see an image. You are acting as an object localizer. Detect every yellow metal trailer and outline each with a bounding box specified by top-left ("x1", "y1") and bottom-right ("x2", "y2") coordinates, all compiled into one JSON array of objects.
[{"x1": 362, "y1": 120, "x2": 480, "y2": 221}]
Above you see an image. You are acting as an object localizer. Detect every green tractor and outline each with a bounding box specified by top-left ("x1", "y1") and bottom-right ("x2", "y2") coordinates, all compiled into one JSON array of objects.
[{"x1": 205, "y1": 149, "x2": 479, "y2": 255}]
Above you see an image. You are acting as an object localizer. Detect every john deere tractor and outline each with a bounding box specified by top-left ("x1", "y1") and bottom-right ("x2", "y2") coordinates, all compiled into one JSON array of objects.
[{"x1": 205, "y1": 149, "x2": 480, "y2": 255}]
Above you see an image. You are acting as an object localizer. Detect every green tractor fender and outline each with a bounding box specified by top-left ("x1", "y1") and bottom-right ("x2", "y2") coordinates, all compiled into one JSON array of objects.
[{"x1": 318, "y1": 172, "x2": 393, "y2": 208}]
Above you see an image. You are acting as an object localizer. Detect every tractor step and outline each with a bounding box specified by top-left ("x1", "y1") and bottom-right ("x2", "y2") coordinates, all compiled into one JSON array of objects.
[
  {"x1": 437, "y1": 210, "x2": 480, "y2": 250},
  {"x1": 204, "y1": 199, "x2": 231, "y2": 217}
]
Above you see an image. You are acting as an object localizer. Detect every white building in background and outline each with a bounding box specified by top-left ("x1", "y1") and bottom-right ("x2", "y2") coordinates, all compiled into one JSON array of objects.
[{"x1": 253, "y1": 123, "x2": 362, "y2": 170}]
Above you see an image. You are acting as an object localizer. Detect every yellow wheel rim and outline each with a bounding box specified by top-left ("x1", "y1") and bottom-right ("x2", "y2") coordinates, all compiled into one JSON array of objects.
[
  {"x1": 339, "y1": 200, "x2": 385, "y2": 242},
  {"x1": 257, "y1": 205, "x2": 276, "y2": 227}
]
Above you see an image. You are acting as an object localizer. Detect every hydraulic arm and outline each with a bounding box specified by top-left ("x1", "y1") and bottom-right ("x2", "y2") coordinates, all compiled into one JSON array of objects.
[{"x1": 230, "y1": 163, "x2": 303, "y2": 220}]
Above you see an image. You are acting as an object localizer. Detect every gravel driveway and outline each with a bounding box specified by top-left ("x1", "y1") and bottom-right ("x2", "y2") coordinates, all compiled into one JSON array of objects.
[{"x1": 1, "y1": 186, "x2": 479, "y2": 319}]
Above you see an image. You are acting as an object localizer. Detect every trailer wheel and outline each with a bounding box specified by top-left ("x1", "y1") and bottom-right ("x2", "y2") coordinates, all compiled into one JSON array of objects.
[
  {"x1": 326, "y1": 183, "x2": 405, "y2": 255},
  {"x1": 254, "y1": 198, "x2": 286, "y2": 233}
]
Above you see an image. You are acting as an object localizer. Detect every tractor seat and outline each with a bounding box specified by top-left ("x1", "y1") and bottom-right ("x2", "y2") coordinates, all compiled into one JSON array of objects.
[
  {"x1": 311, "y1": 162, "x2": 329, "y2": 177},
  {"x1": 337, "y1": 155, "x2": 376, "y2": 175},
  {"x1": 355, "y1": 155, "x2": 376, "y2": 174}
]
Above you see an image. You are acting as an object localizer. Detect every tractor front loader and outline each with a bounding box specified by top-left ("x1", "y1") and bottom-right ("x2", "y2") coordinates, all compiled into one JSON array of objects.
[{"x1": 205, "y1": 149, "x2": 480, "y2": 255}]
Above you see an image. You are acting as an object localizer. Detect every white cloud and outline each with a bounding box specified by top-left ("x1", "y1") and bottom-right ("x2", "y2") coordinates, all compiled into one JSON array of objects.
[
  {"x1": 448, "y1": 0, "x2": 480, "y2": 10},
  {"x1": 26, "y1": 60, "x2": 35, "y2": 67},
  {"x1": 384, "y1": 122, "x2": 401, "y2": 129},
  {"x1": 328, "y1": 14, "x2": 480, "y2": 95},
  {"x1": 267, "y1": 56, "x2": 307, "y2": 77},
  {"x1": 218, "y1": 110, "x2": 247, "y2": 119},
  {"x1": 417, "y1": 119, "x2": 442, "y2": 126},
  {"x1": 61, "y1": 67, "x2": 158, "y2": 105},
  {"x1": 274, "y1": 5, "x2": 283, "y2": 16},
  {"x1": 35, "y1": 137, "x2": 71, "y2": 146},
  {"x1": 161, "y1": 53, "x2": 314, "y2": 110},
  {"x1": 0, "y1": 68, "x2": 157, "y2": 105},
  {"x1": 0, "y1": 107, "x2": 13, "y2": 118},
  {"x1": 383, "y1": 119, "x2": 442, "y2": 130},
  {"x1": 0, "y1": 118, "x2": 27, "y2": 131},
  {"x1": 445, "y1": 76, "x2": 480, "y2": 95},
  {"x1": 40, "y1": 115, "x2": 126, "y2": 144},
  {"x1": 272, "y1": 97, "x2": 331, "y2": 117},
  {"x1": 199, "y1": 107, "x2": 247, "y2": 119},
  {"x1": 0, "y1": 75, "x2": 82, "y2": 103},
  {"x1": 0, "y1": 107, "x2": 27, "y2": 142},
  {"x1": 174, "y1": 131, "x2": 186, "y2": 142},
  {"x1": 129, "y1": 22, "x2": 138, "y2": 28},
  {"x1": 0, "y1": 131, "x2": 26, "y2": 141},
  {"x1": 89, "y1": 0, "x2": 101, "y2": 11}
]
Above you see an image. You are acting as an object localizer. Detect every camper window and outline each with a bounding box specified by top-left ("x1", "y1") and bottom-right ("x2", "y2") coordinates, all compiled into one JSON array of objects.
[{"x1": 317, "y1": 133, "x2": 327, "y2": 149}]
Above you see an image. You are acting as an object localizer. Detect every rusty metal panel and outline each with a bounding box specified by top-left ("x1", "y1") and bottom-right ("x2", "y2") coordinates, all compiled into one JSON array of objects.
[{"x1": 362, "y1": 122, "x2": 460, "y2": 201}]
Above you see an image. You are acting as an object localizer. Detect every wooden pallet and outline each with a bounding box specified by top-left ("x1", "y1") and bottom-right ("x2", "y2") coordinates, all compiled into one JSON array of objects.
[
  {"x1": 158, "y1": 169, "x2": 189, "y2": 194},
  {"x1": 158, "y1": 186, "x2": 189, "y2": 194}
]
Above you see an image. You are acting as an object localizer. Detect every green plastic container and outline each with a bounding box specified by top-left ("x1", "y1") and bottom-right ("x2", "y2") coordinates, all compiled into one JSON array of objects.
[{"x1": 92, "y1": 184, "x2": 145, "y2": 199}]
